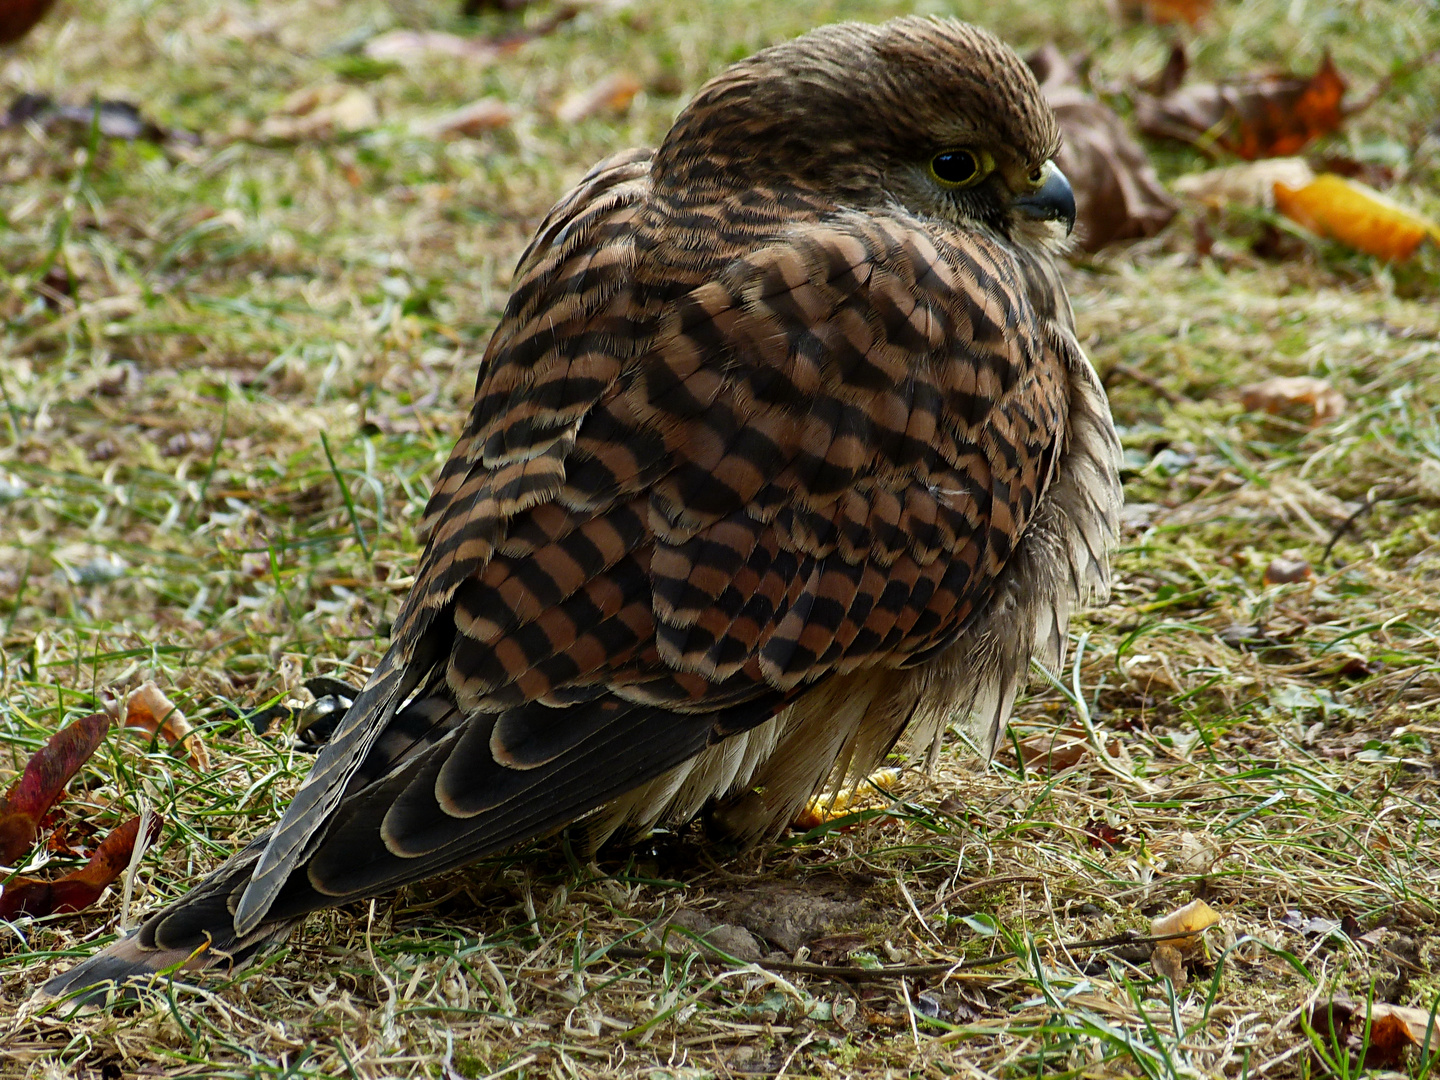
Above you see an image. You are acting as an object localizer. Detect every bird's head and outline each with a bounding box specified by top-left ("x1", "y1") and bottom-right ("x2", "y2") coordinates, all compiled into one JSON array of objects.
[{"x1": 654, "y1": 16, "x2": 1074, "y2": 246}]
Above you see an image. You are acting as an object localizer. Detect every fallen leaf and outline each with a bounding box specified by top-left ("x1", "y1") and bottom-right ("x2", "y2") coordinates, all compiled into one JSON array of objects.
[
  {"x1": 1140, "y1": 42, "x2": 1189, "y2": 98},
  {"x1": 1264, "y1": 552, "x2": 1313, "y2": 586},
  {"x1": 1110, "y1": 0, "x2": 1213, "y2": 26},
  {"x1": 412, "y1": 97, "x2": 514, "y2": 139},
  {"x1": 0, "y1": 713, "x2": 109, "y2": 863},
  {"x1": 1151, "y1": 943, "x2": 1187, "y2": 987},
  {"x1": 1084, "y1": 819, "x2": 1128, "y2": 849},
  {"x1": 1, "y1": 94, "x2": 184, "y2": 143},
  {"x1": 1305, "y1": 996, "x2": 1359, "y2": 1045},
  {"x1": 1365, "y1": 1004, "x2": 1440, "y2": 1067},
  {"x1": 366, "y1": 5, "x2": 582, "y2": 63},
  {"x1": 1025, "y1": 49, "x2": 1177, "y2": 251},
  {"x1": 0, "y1": 0, "x2": 56, "y2": 45},
  {"x1": 1050, "y1": 89, "x2": 1178, "y2": 250},
  {"x1": 1364, "y1": 1009, "x2": 1418, "y2": 1068},
  {"x1": 1150, "y1": 897, "x2": 1220, "y2": 956},
  {"x1": 1239, "y1": 375, "x2": 1345, "y2": 426},
  {"x1": 1172, "y1": 158, "x2": 1315, "y2": 210},
  {"x1": 793, "y1": 768, "x2": 900, "y2": 829},
  {"x1": 1136, "y1": 54, "x2": 1346, "y2": 159},
  {"x1": 556, "y1": 72, "x2": 642, "y2": 124},
  {"x1": 364, "y1": 30, "x2": 502, "y2": 63},
  {"x1": 0, "y1": 814, "x2": 163, "y2": 918},
  {"x1": 125, "y1": 682, "x2": 208, "y2": 770},
  {"x1": 256, "y1": 85, "x2": 377, "y2": 142},
  {"x1": 1003, "y1": 726, "x2": 1114, "y2": 774},
  {"x1": 1274, "y1": 174, "x2": 1440, "y2": 261}
]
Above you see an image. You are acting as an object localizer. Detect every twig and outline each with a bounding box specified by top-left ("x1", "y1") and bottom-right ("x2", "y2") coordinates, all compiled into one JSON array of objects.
[
  {"x1": 1104, "y1": 361, "x2": 1186, "y2": 406},
  {"x1": 604, "y1": 929, "x2": 1209, "y2": 982},
  {"x1": 1344, "y1": 50, "x2": 1440, "y2": 117},
  {"x1": 1320, "y1": 485, "x2": 1387, "y2": 566}
]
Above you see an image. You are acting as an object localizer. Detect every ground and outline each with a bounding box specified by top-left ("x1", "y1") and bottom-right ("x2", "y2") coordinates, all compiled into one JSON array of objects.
[{"x1": 2, "y1": 0, "x2": 1439, "y2": 1077}]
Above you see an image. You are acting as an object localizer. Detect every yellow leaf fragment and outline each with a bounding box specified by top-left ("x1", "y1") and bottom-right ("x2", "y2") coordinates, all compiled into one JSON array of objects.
[
  {"x1": 1274, "y1": 174, "x2": 1440, "y2": 262},
  {"x1": 1150, "y1": 897, "x2": 1219, "y2": 955},
  {"x1": 125, "y1": 682, "x2": 209, "y2": 771},
  {"x1": 793, "y1": 768, "x2": 901, "y2": 829},
  {"x1": 1239, "y1": 375, "x2": 1345, "y2": 427}
]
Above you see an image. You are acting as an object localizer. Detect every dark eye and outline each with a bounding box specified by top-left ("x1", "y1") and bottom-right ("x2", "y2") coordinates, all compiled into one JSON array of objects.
[
  {"x1": 1028, "y1": 166, "x2": 1044, "y2": 184},
  {"x1": 930, "y1": 150, "x2": 979, "y2": 187}
]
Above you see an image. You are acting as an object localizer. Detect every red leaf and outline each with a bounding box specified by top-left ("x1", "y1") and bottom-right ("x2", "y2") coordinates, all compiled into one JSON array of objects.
[
  {"x1": 0, "y1": 813, "x2": 163, "y2": 918},
  {"x1": 0, "y1": 712, "x2": 109, "y2": 863}
]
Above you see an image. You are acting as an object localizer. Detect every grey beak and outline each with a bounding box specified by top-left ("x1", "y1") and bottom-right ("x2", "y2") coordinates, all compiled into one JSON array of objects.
[{"x1": 1013, "y1": 161, "x2": 1076, "y2": 236}]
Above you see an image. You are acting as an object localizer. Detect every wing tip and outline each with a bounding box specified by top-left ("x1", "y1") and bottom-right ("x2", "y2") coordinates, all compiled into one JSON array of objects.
[{"x1": 39, "y1": 934, "x2": 198, "y2": 1006}]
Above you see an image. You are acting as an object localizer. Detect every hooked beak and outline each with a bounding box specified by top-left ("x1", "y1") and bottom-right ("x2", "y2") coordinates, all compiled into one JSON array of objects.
[{"x1": 1013, "y1": 161, "x2": 1076, "y2": 236}]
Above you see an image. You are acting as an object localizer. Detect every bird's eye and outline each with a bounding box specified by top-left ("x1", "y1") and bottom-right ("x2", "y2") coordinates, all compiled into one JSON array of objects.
[
  {"x1": 1028, "y1": 167, "x2": 1044, "y2": 184},
  {"x1": 929, "y1": 149, "x2": 991, "y2": 189}
]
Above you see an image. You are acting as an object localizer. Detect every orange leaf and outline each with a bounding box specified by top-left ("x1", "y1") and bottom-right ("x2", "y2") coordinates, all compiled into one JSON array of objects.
[
  {"x1": 0, "y1": 713, "x2": 109, "y2": 863},
  {"x1": 1274, "y1": 174, "x2": 1440, "y2": 261},
  {"x1": 0, "y1": 813, "x2": 163, "y2": 918},
  {"x1": 1137, "y1": 54, "x2": 1347, "y2": 160},
  {"x1": 1239, "y1": 376, "x2": 1346, "y2": 426},
  {"x1": 1139, "y1": 0, "x2": 1212, "y2": 26},
  {"x1": 556, "y1": 72, "x2": 642, "y2": 124},
  {"x1": 124, "y1": 682, "x2": 209, "y2": 770},
  {"x1": 1364, "y1": 1004, "x2": 1440, "y2": 1067}
]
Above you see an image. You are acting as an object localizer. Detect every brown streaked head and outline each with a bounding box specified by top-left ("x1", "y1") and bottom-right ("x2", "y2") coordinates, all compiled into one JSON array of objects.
[{"x1": 652, "y1": 17, "x2": 1070, "y2": 240}]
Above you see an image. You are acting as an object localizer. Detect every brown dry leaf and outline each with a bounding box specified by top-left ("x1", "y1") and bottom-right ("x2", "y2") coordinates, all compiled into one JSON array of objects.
[
  {"x1": 412, "y1": 98, "x2": 514, "y2": 139},
  {"x1": 1004, "y1": 727, "x2": 1109, "y2": 774},
  {"x1": 1172, "y1": 158, "x2": 1315, "y2": 210},
  {"x1": 1025, "y1": 48, "x2": 1177, "y2": 251},
  {"x1": 1264, "y1": 552, "x2": 1313, "y2": 585},
  {"x1": 1151, "y1": 943, "x2": 1188, "y2": 987},
  {"x1": 1274, "y1": 174, "x2": 1440, "y2": 261},
  {"x1": 1239, "y1": 375, "x2": 1345, "y2": 427},
  {"x1": 367, "y1": 5, "x2": 582, "y2": 64},
  {"x1": 256, "y1": 85, "x2": 377, "y2": 142},
  {"x1": 1140, "y1": 43, "x2": 1189, "y2": 97},
  {"x1": 0, "y1": 0, "x2": 56, "y2": 45},
  {"x1": 0, "y1": 712, "x2": 109, "y2": 863},
  {"x1": 556, "y1": 72, "x2": 642, "y2": 124},
  {"x1": 1136, "y1": 54, "x2": 1346, "y2": 159},
  {"x1": 364, "y1": 30, "x2": 502, "y2": 64},
  {"x1": 125, "y1": 682, "x2": 209, "y2": 770},
  {"x1": 1150, "y1": 897, "x2": 1220, "y2": 956},
  {"x1": 0, "y1": 814, "x2": 163, "y2": 918}
]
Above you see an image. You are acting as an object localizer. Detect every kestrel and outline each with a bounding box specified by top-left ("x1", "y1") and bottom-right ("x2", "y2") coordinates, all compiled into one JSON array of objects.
[{"x1": 45, "y1": 15, "x2": 1121, "y2": 997}]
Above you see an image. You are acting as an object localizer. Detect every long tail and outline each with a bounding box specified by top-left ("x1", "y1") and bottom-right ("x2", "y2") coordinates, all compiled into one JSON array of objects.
[{"x1": 40, "y1": 836, "x2": 294, "y2": 1002}]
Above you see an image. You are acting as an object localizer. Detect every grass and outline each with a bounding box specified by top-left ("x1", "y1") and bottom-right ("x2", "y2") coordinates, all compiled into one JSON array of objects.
[{"x1": 3, "y1": 0, "x2": 1440, "y2": 1075}]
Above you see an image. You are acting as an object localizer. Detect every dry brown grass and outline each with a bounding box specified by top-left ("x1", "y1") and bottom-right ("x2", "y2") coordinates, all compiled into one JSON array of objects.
[{"x1": 3, "y1": 0, "x2": 1440, "y2": 1076}]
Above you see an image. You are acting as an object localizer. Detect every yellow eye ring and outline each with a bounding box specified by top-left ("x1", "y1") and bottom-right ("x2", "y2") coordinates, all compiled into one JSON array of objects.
[{"x1": 929, "y1": 148, "x2": 995, "y2": 189}]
